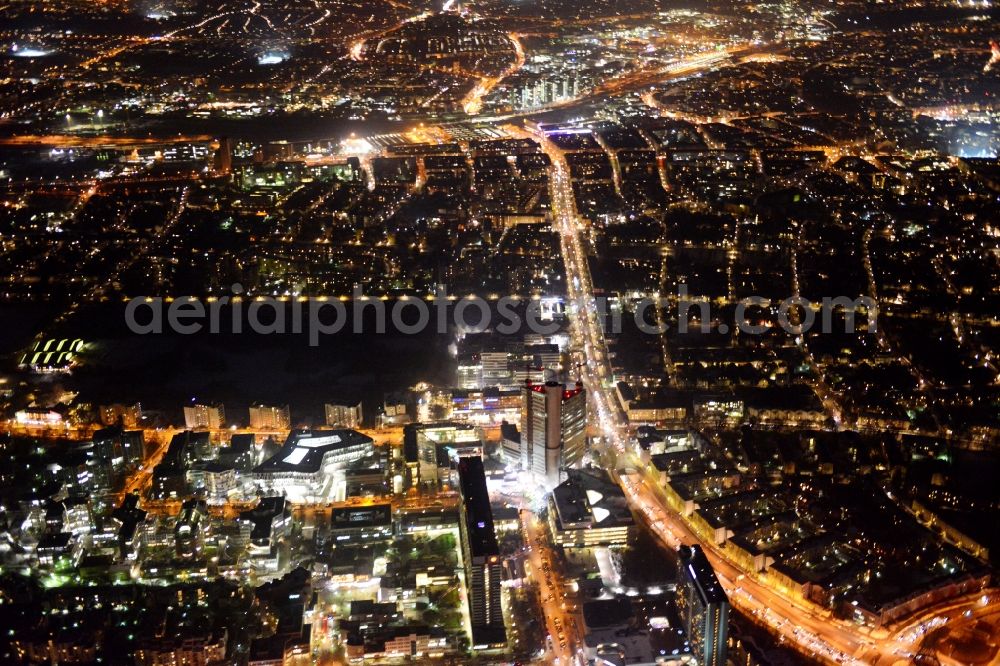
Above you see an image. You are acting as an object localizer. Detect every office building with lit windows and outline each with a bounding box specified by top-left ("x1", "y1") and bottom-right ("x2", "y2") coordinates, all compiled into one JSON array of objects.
[
  {"x1": 403, "y1": 422, "x2": 481, "y2": 487},
  {"x1": 677, "y1": 544, "x2": 729, "y2": 666},
  {"x1": 548, "y1": 468, "x2": 634, "y2": 548},
  {"x1": 330, "y1": 504, "x2": 393, "y2": 544},
  {"x1": 520, "y1": 380, "x2": 586, "y2": 487},
  {"x1": 457, "y1": 456, "x2": 506, "y2": 650}
]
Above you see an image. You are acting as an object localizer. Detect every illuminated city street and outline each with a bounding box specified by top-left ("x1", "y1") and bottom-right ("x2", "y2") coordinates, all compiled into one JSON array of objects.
[
  {"x1": 521, "y1": 508, "x2": 582, "y2": 665},
  {"x1": 540, "y1": 120, "x2": 1000, "y2": 666}
]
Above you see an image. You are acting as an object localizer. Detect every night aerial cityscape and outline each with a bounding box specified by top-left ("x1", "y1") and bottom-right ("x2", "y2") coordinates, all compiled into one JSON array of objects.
[{"x1": 0, "y1": 0, "x2": 998, "y2": 663}]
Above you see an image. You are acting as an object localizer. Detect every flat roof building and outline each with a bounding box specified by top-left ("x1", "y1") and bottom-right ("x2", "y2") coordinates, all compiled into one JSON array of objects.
[
  {"x1": 253, "y1": 429, "x2": 374, "y2": 501},
  {"x1": 677, "y1": 545, "x2": 729, "y2": 666},
  {"x1": 240, "y1": 497, "x2": 292, "y2": 556},
  {"x1": 403, "y1": 422, "x2": 481, "y2": 487},
  {"x1": 549, "y1": 468, "x2": 634, "y2": 548},
  {"x1": 457, "y1": 456, "x2": 506, "y2": 651},
  {"x1": 330, "y1": 504, "x2": 393, "y2": 544}
]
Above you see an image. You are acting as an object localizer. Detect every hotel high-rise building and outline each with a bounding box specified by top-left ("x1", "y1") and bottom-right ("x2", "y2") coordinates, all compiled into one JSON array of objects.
[
  {"x1": 520, "y1": 380, "x2": 586, "y2": 487},
  {"x1": 677, "y1": 544, "x2": 729, "y2": 666}
]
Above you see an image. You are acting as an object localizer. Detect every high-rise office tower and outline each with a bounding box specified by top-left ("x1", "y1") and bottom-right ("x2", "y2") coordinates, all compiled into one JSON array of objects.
[
  {"x1": 457, "y1": 456, "x2": 506, "y2": 650},
  {"x1": 520, "y1": 380, "x2": 586, "y2": 487},
  {"x1": 677, "y1": 544, "x2": 729, "y2": 666}
]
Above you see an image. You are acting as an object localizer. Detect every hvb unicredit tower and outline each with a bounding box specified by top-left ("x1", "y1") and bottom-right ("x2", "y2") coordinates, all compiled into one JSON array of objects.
[{"x1": 520, "y1": 380, "x2": 587, "y2": 488}]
